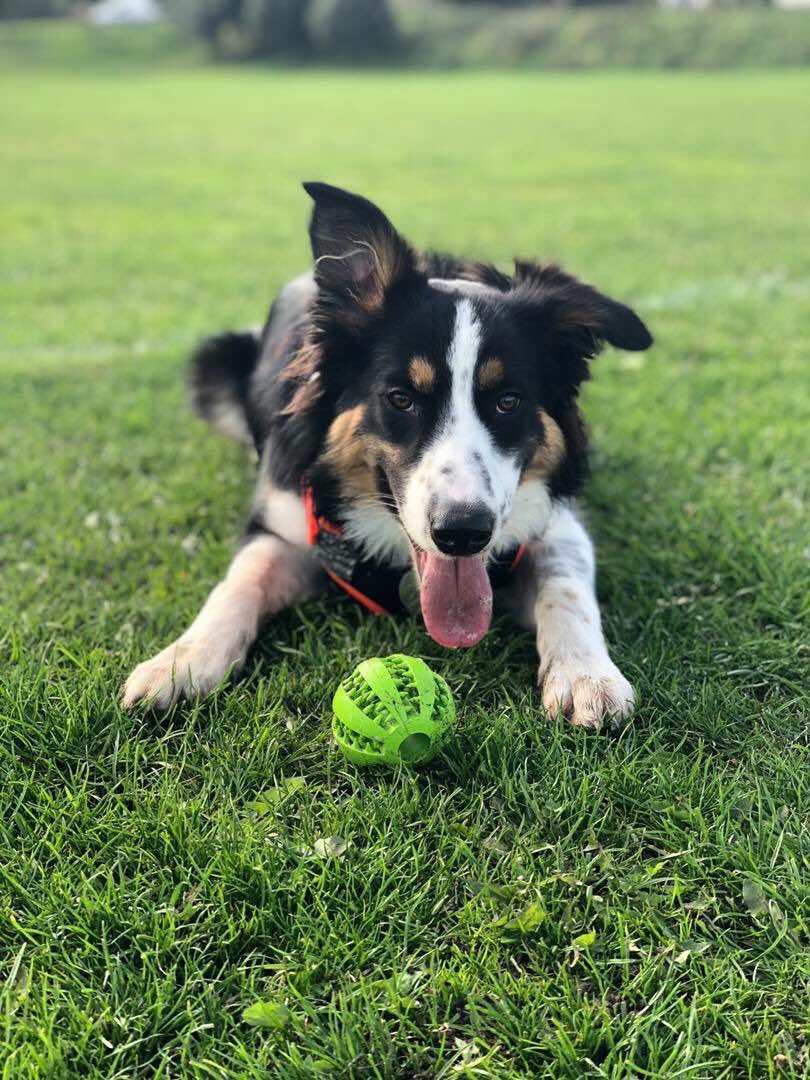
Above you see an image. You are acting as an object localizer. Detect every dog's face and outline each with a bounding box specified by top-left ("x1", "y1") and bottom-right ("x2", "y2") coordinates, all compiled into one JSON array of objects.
[
  {"x1": 301, "y1": 182, "x2": 652, "y2": 647},
  {"x1": 361, "y1": 288, "x2": 550, "y2": 548}
]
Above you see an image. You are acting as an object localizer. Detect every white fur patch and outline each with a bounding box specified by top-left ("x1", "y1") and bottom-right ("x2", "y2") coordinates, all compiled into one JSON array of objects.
[
  {"x1": 341, "y1": 499, "x2": 411, "y2": 567},
  {"x1": 204, "y1": 399, "x2": 255, "y2": 447},
  {"x1": 495, "y1": 477, "x2": 553, "y2": 555},
  {"x1": 524, "y1": 502, "x2": 634, "y2": 730},
  {"x1": 428, "y1": 278, "x2": 503, "y2": 301},
  {"x1": 400, "y1": 298, "x2": 523, "y2": 554},
  {"x1": 257, "y1": 481, "x2": 310, "y2": 547}
]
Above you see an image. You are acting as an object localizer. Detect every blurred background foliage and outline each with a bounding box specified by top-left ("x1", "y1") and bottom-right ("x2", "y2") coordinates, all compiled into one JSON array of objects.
[{"x1": 2, "y1": 0, "x2": 810, "y2": 68}]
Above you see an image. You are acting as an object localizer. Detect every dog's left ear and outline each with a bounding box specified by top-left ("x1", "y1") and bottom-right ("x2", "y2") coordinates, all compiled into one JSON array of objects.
[
  {"x1": 512, "y1": 261, "x2": 652, "y2": 397},
  {"x1": 513, "y1": 260, "x2": 652, "y2": 354},
  {"x1": 303, "y1": 182, "x2": 416, "y2": 331}
]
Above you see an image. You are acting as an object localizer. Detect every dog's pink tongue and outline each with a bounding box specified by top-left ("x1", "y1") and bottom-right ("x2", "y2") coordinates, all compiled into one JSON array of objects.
[{"x1": 420, "y1": 554, "x2": 492, "y2": 648}]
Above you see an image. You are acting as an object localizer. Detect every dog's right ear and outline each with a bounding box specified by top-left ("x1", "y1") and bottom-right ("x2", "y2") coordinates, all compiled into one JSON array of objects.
[{"x1": 303, "y1": 182, "x2": 416, "y2": 331}]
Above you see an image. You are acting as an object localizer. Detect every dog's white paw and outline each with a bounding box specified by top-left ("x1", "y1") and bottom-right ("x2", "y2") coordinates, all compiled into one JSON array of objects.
[
  {"x1": 540, "y1": 655, "x2": 635, "y2": 731},
  {"x1": 121, "y1": 636, "x2": 241, "y2": 710}
]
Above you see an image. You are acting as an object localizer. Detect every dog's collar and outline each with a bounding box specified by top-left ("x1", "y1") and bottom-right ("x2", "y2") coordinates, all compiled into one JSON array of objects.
[{"x1": 302, "y1": 484, "x2": 525, "y2": 616}]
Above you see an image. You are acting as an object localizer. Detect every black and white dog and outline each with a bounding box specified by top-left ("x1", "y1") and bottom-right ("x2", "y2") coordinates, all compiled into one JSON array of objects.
[{"x1": 123, "y1": 183, "x2": 652, "y2": 729}]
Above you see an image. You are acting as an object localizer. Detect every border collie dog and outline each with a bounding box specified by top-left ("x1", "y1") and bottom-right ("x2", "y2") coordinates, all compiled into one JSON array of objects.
[{"x1": 123, "y1": 183, "x2": 652, "y2": 729}]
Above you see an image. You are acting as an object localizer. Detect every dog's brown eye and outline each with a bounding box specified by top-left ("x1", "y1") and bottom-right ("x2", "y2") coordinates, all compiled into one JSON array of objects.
[
  {"x1": 496, "y1": 392, "x2": 522, "y2": 415},
  {"x1": 387, "y1": 389, "x2": 414, "y2": 412}
]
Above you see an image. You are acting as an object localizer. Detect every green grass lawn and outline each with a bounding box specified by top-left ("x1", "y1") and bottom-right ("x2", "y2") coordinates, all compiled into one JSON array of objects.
[{"x1": 1, "y1": 57, "x2": 809, "y2": 1078}]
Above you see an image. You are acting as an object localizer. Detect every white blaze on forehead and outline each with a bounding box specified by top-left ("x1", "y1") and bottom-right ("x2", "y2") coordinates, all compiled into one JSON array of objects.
[
  {"x1": 446, "y1": 297, "x2": 481, "y2": 444},
  {"x1": 428, "y1": 278, "x2": 504, "y2": 301},
  {"x1": 399, "y1": 298, "x2": 526, "y2": 554}
]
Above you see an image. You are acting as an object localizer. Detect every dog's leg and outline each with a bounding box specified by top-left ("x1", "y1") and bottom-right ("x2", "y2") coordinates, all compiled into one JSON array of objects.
[
  {"x1": 517, "y1": 502, "x2": 634, "y2": 730},
  {"x1": 122, "y1": 533, "x2": 319, "y2": 709}
]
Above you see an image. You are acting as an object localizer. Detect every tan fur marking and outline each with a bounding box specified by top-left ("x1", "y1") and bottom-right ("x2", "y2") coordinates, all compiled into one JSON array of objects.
[
  {"x1": 555, "y1": 307, "x2": 604, "y2": 335},
  {"x1": 280, "y1": 337, "x2": 324, "y2": 416},
  {"x1": 409, "y1": 356, "x2": 436, "y2": 393},
  {"x1": 477, "y1": 358, "x2": 505, "y2": 390},
  {"x1": 326, "y1": 405, "x2": 366, "y2": 468},
  {"x1": 346, "y1": 231, "x2": 411, "y2": 317},
  {"x1": 323, "y1": 405, "x2": 377, "y2": 500},
  {"x1": 376, "y1": 234, "x2": 411, "y2": 300},
  {"x1": 364, "y1": 434, "x2": 405, "y2": 471},
  {"x1": 525, "y1": 409, "x2": 566, "y2": 480}
]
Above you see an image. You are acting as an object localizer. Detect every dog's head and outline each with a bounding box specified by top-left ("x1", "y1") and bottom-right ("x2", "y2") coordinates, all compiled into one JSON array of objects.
[{"x1": 297, "y1": 182, "x2": 652, "y2": 648}]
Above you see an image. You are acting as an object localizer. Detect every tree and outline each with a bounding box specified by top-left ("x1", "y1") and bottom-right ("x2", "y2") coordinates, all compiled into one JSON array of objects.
[{"x1": 308, "y1": 0, "x2": 400, "y2": 61}]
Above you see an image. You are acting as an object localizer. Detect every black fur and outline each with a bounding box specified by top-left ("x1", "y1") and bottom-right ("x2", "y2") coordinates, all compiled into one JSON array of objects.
[{"x1": 188, "y1": 331, "x2": 260, "y2": 443}]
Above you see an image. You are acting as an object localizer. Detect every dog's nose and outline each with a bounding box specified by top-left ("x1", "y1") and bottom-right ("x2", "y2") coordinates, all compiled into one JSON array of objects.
[{"x1": 431, "y1": 507, "x2": 494, "y2": 556}]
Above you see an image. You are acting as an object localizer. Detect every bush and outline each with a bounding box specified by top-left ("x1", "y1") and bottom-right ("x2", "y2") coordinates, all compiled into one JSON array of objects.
[
  {"x1": 167, "y1": 0, "x2": 311, "y2": 58},
  {"x1": 307, "y1": 0, "x2": 401, "y2": 61},
  {"x1": 391, "y1": 0, "x2": 810, "y2": 69}
]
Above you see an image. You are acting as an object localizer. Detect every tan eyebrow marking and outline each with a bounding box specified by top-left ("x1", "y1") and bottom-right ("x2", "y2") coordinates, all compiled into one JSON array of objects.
[
  {"x1": 408, "y1": 356, "x2": 436, "y2": 393},
  {"x1": 477, "y1": 358, "x2": 505, "y2": 390}
]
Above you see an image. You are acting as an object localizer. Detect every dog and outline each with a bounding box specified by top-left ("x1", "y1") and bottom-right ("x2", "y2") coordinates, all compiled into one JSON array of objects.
[{"x1": 122, "y1": 182, "x2": 653, "y2": 729}]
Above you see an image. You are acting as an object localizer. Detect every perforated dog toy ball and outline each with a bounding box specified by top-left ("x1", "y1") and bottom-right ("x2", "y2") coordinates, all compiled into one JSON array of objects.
[{"x1": 332, "y1": 655, "x2": 455, "y2": 766}]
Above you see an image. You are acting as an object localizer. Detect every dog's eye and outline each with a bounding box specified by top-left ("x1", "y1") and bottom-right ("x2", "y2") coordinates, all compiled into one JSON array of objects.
[
  {"x1": 387, "y1": 389, "x2": 414, "y2": 412},
  {"x1": 496, "y1": 392, "x2": 522, "y2": 415}
]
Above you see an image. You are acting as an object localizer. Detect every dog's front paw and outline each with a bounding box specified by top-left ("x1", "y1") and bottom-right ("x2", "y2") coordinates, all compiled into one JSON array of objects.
[
  {"x1": 540, "y1": 655, "x2": 634, "y2": 731},
  {"x1": 122, "y1": 637, "x2": 238, "y2": 710}
]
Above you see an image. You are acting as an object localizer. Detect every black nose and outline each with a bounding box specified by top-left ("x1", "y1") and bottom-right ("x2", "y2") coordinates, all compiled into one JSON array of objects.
[{"x1": 431, "y1": 508, "x2": 495, "y2": 556}]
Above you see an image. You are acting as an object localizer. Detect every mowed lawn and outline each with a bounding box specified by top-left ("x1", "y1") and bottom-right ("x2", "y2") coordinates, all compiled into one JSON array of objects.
[{"x1": 1, "y1": 59, "x2": 809, "y2": 1078}]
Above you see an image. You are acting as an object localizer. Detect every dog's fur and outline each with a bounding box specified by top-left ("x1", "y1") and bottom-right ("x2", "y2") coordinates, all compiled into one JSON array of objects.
[{"x1": 123, "y1": 182, "x2": 653, "y2": 729}]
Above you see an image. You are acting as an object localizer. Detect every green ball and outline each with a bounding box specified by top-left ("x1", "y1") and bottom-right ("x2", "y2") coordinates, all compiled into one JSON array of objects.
[{"x1": 332, "y1": 654, "x2": 455, "y2": 766}]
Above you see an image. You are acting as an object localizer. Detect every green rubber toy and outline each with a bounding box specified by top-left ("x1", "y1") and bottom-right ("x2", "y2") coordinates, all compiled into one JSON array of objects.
[{"x1": 332, "y1": 654, "x2": 455, "y2": 766}]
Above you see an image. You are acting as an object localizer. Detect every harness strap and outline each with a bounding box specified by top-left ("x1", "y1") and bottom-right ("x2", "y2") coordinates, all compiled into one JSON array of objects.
[{"x1": 321, "y1": 566, "x2": 390, "y2": 616}]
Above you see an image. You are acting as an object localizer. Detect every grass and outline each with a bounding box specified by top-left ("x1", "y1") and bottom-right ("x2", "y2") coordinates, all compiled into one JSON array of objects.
[
  {"x1": 0, "y1": 20, "x2": 201, "y2": 70},
  {"x1": 1, "y1": 48, "x2": 809, "y2": 1078}
]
